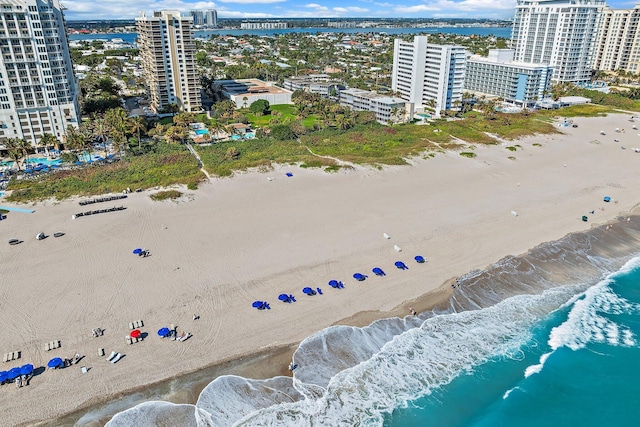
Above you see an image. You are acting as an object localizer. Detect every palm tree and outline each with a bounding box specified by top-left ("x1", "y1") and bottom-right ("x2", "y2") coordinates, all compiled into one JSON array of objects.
[
  {"x1": 128, "y1": 116, "x2": 147, "y2": 150},
  {"x1": 242, "y1": 96, "x2": 249, "y2": 109},
  {"x1": 4, "y1": 138, "x2": 26, "y2": 171},
  {"x1": 39, "y1": 133, "x2": 59, "y2": 156}
]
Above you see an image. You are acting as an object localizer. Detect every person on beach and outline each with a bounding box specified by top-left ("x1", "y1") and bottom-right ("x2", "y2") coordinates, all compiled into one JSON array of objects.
[{"x1": 409, "y1": 307, "x2": 417, "y2": 316}]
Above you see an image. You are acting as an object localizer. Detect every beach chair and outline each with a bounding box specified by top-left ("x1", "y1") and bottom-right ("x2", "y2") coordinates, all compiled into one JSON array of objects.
[
  {"x1": 179, "y1": 333, "x2": 191, "y2": 342},
  {"x1": 126, "y1": 336, "x2": 133, "y2": 345},
  {"x1": 106, "y1": 351, "x2": 117, "y2": 362},
  {"x1": 129, "y1": 322, "x2": 135, "y2": 330},
  {"x1": 137, "y1": 320, "x2": 144, "y2": 328},
  {"x1": 13, "y1": 351, "x2": 20, "y2": 360},
  {"x1": 3, "y1": 353, "x2": 9, "y2": 362},
  {"x1": 45, "y1": 342, "x2": 51, "y2": 351},
  {"x1": 98, "y1": 348, "x2": 105, "y2": 357},
  {"x1": 111, "y1": 353, "x2": 123, "y2": 364}
]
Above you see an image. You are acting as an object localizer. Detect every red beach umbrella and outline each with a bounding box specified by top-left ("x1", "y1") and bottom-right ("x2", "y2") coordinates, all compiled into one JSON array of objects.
[{"x1": 130, "y1": 329, "x2": 141, "y2": 339}]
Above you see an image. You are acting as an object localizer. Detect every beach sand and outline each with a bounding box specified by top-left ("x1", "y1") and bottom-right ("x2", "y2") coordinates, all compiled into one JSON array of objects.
[{"x1": 1, "y1": 113, "x2": 640, "y2": 426}]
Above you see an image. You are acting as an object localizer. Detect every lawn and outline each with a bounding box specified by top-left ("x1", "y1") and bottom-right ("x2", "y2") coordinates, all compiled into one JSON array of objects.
[
  {"x1": 244, "y1": 104, "x2": 320, "y2": 128},
  {"x1": 6, "y1": 145, "x2": 204, "y2": 202}
]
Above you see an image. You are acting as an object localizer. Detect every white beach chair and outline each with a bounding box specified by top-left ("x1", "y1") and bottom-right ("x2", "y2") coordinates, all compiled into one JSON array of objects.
[
  {"x1": 179, "y1": 333, "x2": 191, "y2": 342},
  {"x1": 106, "y1": 351, "x2": 117, "y2": 362},
  {"x1": 111, "y1": 353, "x2": 123, "y2": 364},
  {"x1": 394, "y1": 245, "x2": 402, "y2": 252},
  {"x1": 98, "y1": 348, "x2": 105, "y2": 357}
]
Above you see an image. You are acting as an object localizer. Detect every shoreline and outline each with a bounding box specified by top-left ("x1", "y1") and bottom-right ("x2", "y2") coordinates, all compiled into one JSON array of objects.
[
  {"x1": 2, "y1": 112, "x2": 640, "y2": 426},
  {"x1": 44, "y1": 210, "x2": 640, "y2": 427}
]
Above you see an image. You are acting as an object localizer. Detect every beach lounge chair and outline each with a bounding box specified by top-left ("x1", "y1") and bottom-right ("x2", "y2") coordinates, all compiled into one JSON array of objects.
[
  {"x1": 53, "y1": 232, "x2": 65, "y2": 238},
  {"x1": 178, "y1": 332, "x2": 191, "y2": 342},
  {"x1": 111, "y1": 353, "x2": 123, "y2": 364},
  {"x1": 316, "y1": 287, "x2": 323, "y2": 295},
  {"x1": 395, "y1": 261, "x2": 408, "y2": 270},
  {"x1": 106, "y1": 351, "x2": 117, "y2": 362},
  {"x1": 372, "y1": 267, "x2": 385, "y2": 276},
  {"x1": 98, "y1": 348, "x2": 105, "y2": 357},
  {"x1": 126, "y1": 336, "x2": 133, "y2": 345},
  {"x1": 8, "y1": 239, "x2": 20, "y2": 245},
  {"x1": 414, "y1": 255, "x2": 426, "y2": 263}
]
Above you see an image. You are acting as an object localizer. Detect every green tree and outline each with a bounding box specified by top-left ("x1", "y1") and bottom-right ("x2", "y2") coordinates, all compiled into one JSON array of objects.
[
  {"x1": 249, "y1": 99, "x2": 270, "y2": 116},
  {"x1": 269, "y1": 124, "x2": 296, "y2": 140}
]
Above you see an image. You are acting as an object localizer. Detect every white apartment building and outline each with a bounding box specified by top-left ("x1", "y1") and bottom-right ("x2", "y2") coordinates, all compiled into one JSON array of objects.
[
  {"x1": 511, "y1": 0, "x2": 605, "y2": 83},
  {"x1": 282, "y1": 74, "x2": 344, "y2": 97},
  {"x1": 240, "y1": 22, "x2": 287, "y2": 30},
  {"x1": 593, "y1": 5, "x2": 640, "y2": 74},
  {"x1": 136, "y1": 11, "x2": 201, "y2": 114},
  {"x1": 0, "y1": 0, "x2": 80, "y2": 147},
  {"x1": 465, "y1": 49, "x2": 554, "y2": 107},
  {"x1": 339, "y1": 88, "x2": 414, "y2": 125},
  {"x1": 391, "y1": 36, "x2": 465, "y2": 118}
]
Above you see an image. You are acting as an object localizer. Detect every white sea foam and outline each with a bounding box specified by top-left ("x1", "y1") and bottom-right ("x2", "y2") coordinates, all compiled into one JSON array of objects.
[
  {"x1": 503, "y1": 386, "x2": 521, "y2": 400},
  {"x1": 103, "y1": 257, "x2": 640, "y2": 427},
  {"x1": 523, "y1": 352, "x2": 552, "y2": 378}
]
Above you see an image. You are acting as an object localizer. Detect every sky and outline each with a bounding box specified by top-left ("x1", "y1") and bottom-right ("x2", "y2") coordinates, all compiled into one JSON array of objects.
[{"x1": 58, "y1": 0, "x2": 640, "y2": 21}]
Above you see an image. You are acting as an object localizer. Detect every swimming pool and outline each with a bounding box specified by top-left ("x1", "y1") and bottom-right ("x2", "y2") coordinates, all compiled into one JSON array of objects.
[
  {"x1": 25, "y1": 157, "x2": 62, "y2": 167},
  {"x1": 195, "y1": 129, "x2": 210, "y2": 135},
  {"x1": 416, "y1": 113, "x2": 431, "y2": 119}
]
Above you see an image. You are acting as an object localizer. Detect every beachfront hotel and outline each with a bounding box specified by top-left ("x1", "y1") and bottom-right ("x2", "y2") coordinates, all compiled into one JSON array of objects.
[
  {"x1": 136, "y1": 11, "x2": 202, "y2": 114},
  {"x1": 0, "y1": 0, "x2": 80, "y2": 147},
  {"x1": 511, "y1": 0, "x2": 605, "y2": 83},
  {"x1": 338, "y1": 88, "x2": 414, "y2": 125},
  {"x1": 465, "y1": 49, "x2": 554, "y2": 107},
  {"x1": 593, "y1": 5, "x2": 640, "y2": 74},
  {"x1": 391, "y1": 35, "x2": 465, "y2": 117}
]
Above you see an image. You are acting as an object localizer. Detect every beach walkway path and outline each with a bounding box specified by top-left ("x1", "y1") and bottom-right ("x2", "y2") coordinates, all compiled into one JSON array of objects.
[{"x1": 185, "y1": 143, "x2": 212, "y2": 180}]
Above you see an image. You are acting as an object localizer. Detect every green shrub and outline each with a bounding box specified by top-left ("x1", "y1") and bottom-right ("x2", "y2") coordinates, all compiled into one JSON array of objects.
[
  {"x1": 460, "y1": 152, "x2": 476, "y2": 158},
  {"x1": 150, "y1": 190, "x2": 182, "y2": 201}
]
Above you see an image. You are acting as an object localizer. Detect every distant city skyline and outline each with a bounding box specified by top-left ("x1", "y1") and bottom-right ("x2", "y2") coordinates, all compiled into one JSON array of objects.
[{"x1": 59, "y1": 0, "x2": 640, "y2": 21}]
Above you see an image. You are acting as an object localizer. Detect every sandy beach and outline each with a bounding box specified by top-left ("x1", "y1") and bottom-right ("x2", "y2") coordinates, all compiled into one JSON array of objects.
[{"x1": 1, "y1": 113, "x2": 640, "y2": 426}]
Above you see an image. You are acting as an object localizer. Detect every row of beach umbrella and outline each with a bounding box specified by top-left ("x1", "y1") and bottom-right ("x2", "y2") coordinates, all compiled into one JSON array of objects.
[
  {"x1": 252, "y1": 255, "x2": 426, "y2": 310},
  {"x1": 0, "y1": 364, "x2": 33, "y2": 382}
]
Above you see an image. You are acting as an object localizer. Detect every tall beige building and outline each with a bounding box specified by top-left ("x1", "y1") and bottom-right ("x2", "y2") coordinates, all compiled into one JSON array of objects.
[
  {"x1": 593, "y1": 5, "x2": 640, "y2": 74},
  {"x1": 0, "y1": 0, "x2": 80, "y2": 147},
  {"x1": 136, "y1": 11, "x2": 201, "y2": 114}
]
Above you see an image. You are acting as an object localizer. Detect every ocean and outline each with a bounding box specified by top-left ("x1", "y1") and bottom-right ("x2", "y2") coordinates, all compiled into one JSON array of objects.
[
  {"x1": 67, "y1": 26, "x2": 512, "y2": 45},
  {"x1": 93, "y1": 217, "x2": 640, "y2": 426}
]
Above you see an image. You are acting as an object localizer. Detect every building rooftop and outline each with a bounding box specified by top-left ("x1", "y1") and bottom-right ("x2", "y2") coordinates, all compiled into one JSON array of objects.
[{"x1": 217, "y1": 79, "x2": 292, "y2": 96}]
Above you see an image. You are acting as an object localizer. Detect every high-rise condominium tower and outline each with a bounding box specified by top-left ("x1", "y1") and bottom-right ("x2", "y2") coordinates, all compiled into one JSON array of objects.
[
  {"x1": 136, "y1": 11, "x2": 201, "y2": 114},
  {"x1": 593, "y1": 5, "x2": 640, "y2": 74},
  {"x1": 391, "y1": 36, "x2": 465, "y2": 117},
  {"x1": 190, "y1": 9, "x2": 217, "y2": 28},
  {"x1": 0, "y1": 0, "x2": 79, "y2": 147},
  {"x1": 511, "y1": 0, "x2": 605, "y2": 83}
]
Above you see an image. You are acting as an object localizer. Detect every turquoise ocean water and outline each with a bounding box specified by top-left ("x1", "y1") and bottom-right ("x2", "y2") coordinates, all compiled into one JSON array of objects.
[
  {"x1": 98, "y1": 220, "x2": 640, "y2": 426},
  {"x1": 386, "y1": 260, "x2": 640, "y2": 427}
]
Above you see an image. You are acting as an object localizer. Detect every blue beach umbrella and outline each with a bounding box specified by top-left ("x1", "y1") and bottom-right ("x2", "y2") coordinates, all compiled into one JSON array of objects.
[
  {"x1": 353, "y1": 273, "x2": 367, "y2": 281},
  {"x1": 157, "y1": 327, "x2": 170, "y2": 337},
  {"x1": 603, "y1": 196, "x2": 611, "y2": 202},
  {"x1": 252, "y1": 301, "x2": 264, "y2": 308},
  {"x1": 47, "y1": 357, "x2": 63, "y2": 369},
  {"x1": 414, "y1": 255, "x2": 426, "y2": 263},
  {"x1": 0, "y1": 371, "x2": 8, "y2": 382},
  {"x1": 278, "y1": 294, "x2": 289, "y2": 302},
  {"x1": 7, "y1": 367, "x2": 21, "y2": 380},
  {"x1": 328, "y1": 280, "x2": 339, "y2": 288},
  {"x1": 302, "y1": 287, "x2": 314, "y2": 295},
  {"x1": 20, "y1": 364, "x2": 33, "y2": 375},
  {"x1": 133, "y1": 248, "x2": 143, "y2": 255}
]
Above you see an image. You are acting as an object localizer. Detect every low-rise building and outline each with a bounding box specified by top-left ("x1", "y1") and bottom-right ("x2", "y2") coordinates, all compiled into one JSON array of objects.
[
  {"x1": 465, "y1": 49, "x2": 553, "y2": 108},
  {"x1": 216, "y1": 79, "x2": 293, "y2": 107},
  {"x1": 283, "y1": 74, "x2": 345, "y2": 98},
  {"x1": 339, "y1": 89, "x2": 414, "y2": 125}
]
